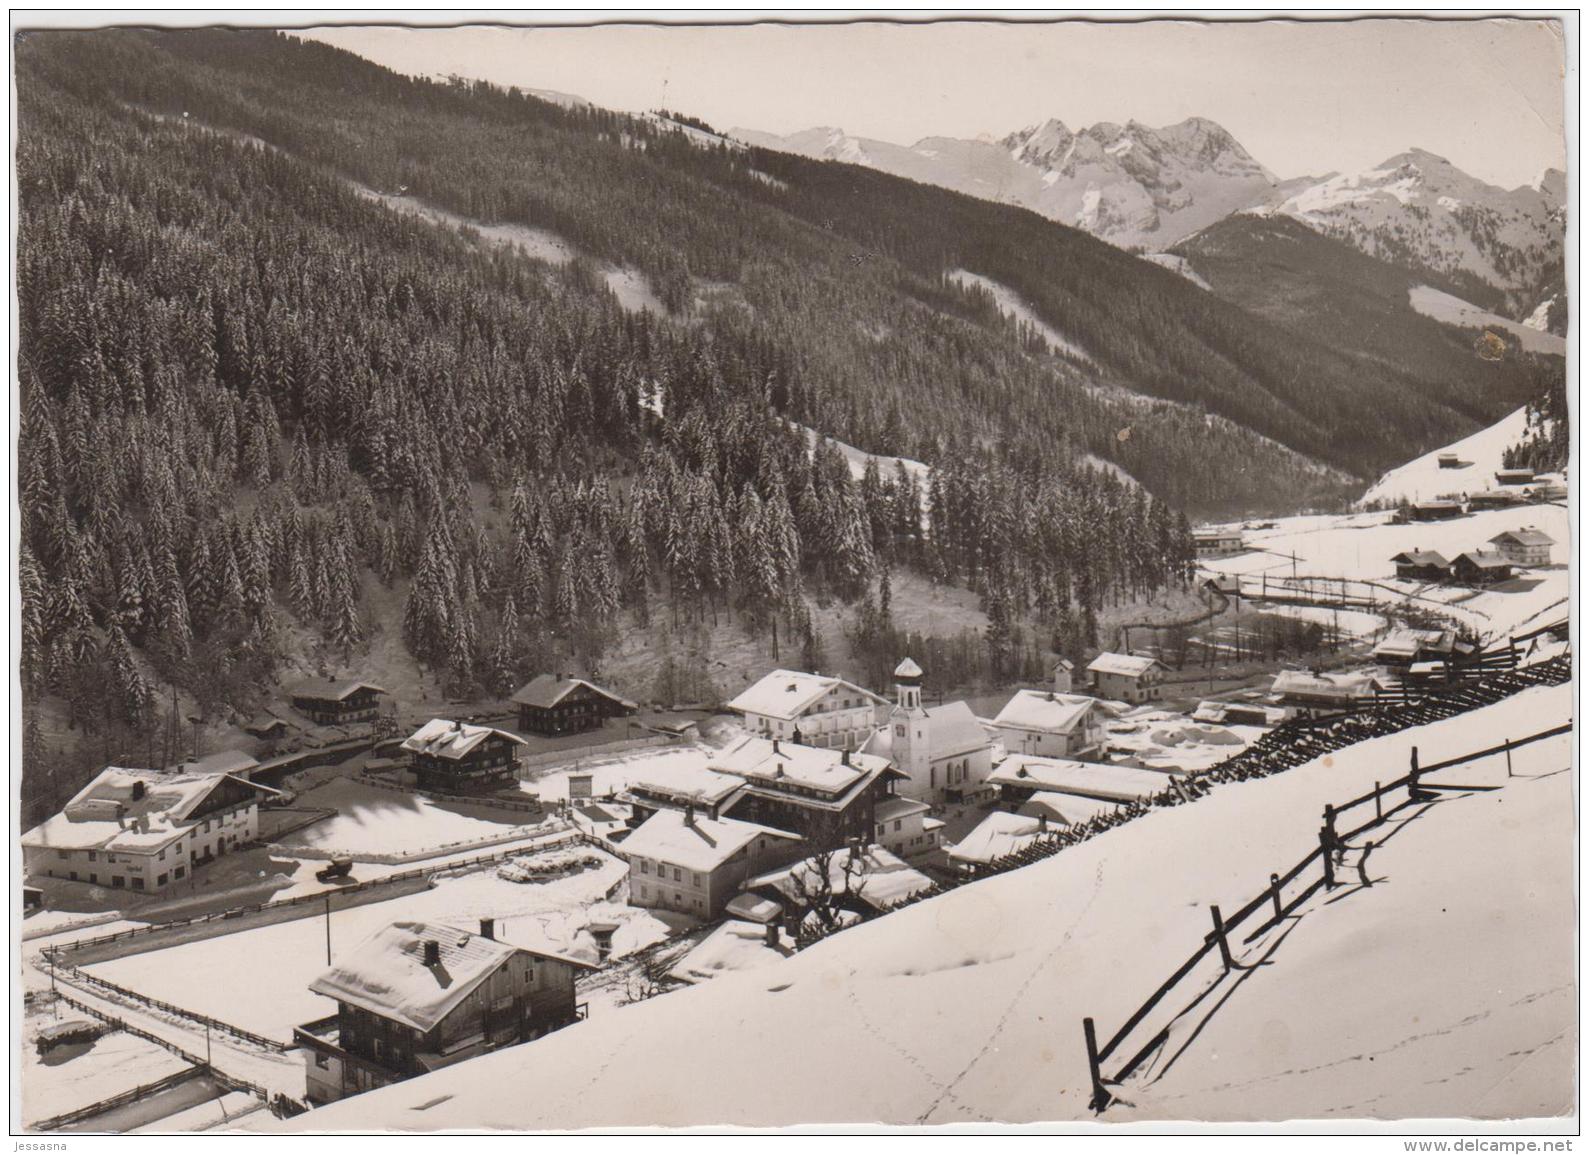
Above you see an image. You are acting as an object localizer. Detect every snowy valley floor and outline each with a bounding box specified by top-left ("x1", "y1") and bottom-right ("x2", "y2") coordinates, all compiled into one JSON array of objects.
[{"x1": 263, "y1": 682, "x2": 1574, "y2": 1131}]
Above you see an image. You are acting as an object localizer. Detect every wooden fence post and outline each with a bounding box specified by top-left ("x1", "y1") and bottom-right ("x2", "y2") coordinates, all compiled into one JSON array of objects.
[
  {"x1": 1320, "y1": 825, "x2": 1336, "y2": 890},
  {"x1": 1505, "y1": 738, "x2": 1513, "y2": 778},
  {"x1": 1082, "y1": 1016, "x2": 1110, "y2": 1113},
  {"x1": 1269, "y1": 873, "x2": 1282, "y2": 921},
  {"x1": 1408, "y1": 746, "x2": 1423, "y2": 801},
  {"x1": 1209, "y1": 905, "x2": 1232, "y2": 972},
  {"x1": 1374, "y1": 781, "x2": 1382, "y2": 821}
]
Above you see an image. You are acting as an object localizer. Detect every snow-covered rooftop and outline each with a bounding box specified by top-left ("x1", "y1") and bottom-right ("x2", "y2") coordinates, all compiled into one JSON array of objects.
[
  {"x1": 620, "y1": 809, "x2": 799, "y2": 873},
  {"x1": 22, "y1": 767, "x2": 258, "y2": 855},
  {"x1": 707, "y1": 735, "x2": 888, "y2": 796},
  {"x1": 401, "y1": 719, "x2": 526, "y2": 761},
  {"x1": 747, "y1": 845, "x2": 933, "y2": 911},
  {"x1": 988, "y1": 756, "x2": 1170, "y2": 803},
  {"x1": 1490, "y1": 528, "x2": 1556, "y2": 547},
  {"x1": 288, "y1": 678, "x2": 388, "y2": 702},
  {"x1": 1017, "y1": 791, "x2": 1123, "y2": 826},
  {"x1": 308, "y1": 920, "x2": 589, "y2": 1034},
  {"x1": 724, "y1": 670, "x2": 884, "y2": 721},
  {"x1": 992, "y1": 689, "x2": 1101, "y2": 734},
  {"x1": 667, "y1": 920, "x2": 793, "y2": 985},
  {"x1": 511, "y1": 675, "x2": 636, "y2": 710},
  {"x1": 872, "y1": 795, "x2": 931, "y2": 824},
  {"x1": 947, "y1": 811, "x2": 1046, "y2": 866},
  {"x1": 1087, "y1": 652, "x2": 1162, "y2": 678}
]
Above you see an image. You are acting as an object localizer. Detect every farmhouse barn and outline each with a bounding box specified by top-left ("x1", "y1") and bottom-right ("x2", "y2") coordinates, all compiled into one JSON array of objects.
[{"x1": 1389, "y1": 549, "x2": 1449, "y2": 582}]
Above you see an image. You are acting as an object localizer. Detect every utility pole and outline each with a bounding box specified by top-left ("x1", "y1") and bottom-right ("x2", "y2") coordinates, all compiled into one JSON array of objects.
[{"x1": 325, "y1": 893, "x2": 333, "y2": 965}]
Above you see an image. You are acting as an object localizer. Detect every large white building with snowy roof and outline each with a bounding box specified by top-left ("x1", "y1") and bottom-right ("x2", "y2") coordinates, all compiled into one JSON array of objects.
[
  {"x1": 990, "y1": 689, "x2": 1106, "y2": 760},
  {"x1": 21, "y1": 765, "x2": 271, "y2": 893},
  {"x1": 623, "y1": 808, "x2": 801, "y2": 918},
  {"x1": 1086, "y1": 652, "x2": 1165, "y2": 704},
  {"x1": 725, "y1": 668, "x2": 888, "y2": 749}
]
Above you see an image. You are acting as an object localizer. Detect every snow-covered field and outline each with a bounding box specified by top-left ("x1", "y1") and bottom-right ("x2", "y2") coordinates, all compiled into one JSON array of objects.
[
  {"x1": 266, "y1": 682, "x2": 1573, "y2": 1130},
  {"x1": 80, "y1": 854, "x2": 650, "y2": 1041},
  {"x1": 272, "y1": 779, "x2": 535, "y2": 858},
  {"x1": 1202, "y1": 503, "x2": 1568, "y2": 641},
  {"x1": 1106, "y1": 710, "x2": 1263, "y2": 774},
  {"x1": 1407, "y1": 285, "x2": 1566, "y2": 357},
  {"x1": 1360, "y1": 405, "x2": 1535, "y2": 506},
  {"x1": 21, "y1": 1015, "x2": 192, "y2": 1127}
]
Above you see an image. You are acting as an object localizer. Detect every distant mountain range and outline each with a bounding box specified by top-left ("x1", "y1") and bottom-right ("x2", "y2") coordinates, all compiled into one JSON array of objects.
[{"x1": 731, "y1": 119, "x2": 1566, "y2": 328}]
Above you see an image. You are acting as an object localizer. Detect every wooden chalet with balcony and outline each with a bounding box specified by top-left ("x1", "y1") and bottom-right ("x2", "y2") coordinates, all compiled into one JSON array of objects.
[
  {"x1": 296, "y1": 918, "x2": 594, "y2": 1104},
  {"x1": 401, "y1": 719, "x2": 527, "y2": 792}
]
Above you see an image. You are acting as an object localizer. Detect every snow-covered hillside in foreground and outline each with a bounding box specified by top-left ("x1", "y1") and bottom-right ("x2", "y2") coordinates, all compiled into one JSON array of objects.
[
  {"x1": 1359, "y1": 406, "x2": 1533, "y2": 506},
  {"x1": 265, "y1": 684, "x2": 1572, "y2": 1131},
  {"x1": 1122, "y1": 755, "x2": 1574, "y2": 1122}
]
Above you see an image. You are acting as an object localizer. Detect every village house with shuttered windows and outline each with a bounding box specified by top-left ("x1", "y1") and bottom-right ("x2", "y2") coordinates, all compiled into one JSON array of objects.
[{"x1": 20, "y1": 766, "x2": 272, "y2": 893}]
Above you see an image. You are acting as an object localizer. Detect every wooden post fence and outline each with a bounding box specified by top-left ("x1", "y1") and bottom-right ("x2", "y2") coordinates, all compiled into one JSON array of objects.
[
  {"x1": 1209, "y1": 905, "x2": 1232, "y2": 972},
  {"x1": 1269, "y1": 874, "x2": 1282, "y2": 922},
  {"x1": 1082, "y1": 1016, "x2": 1110, "y2": 1112}
]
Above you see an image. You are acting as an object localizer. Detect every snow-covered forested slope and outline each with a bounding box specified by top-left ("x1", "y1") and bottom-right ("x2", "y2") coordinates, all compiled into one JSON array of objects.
[
  {"x1": 1359, "y1": 407, "x2": 1535, "y2": 507},
  {"x1": 267, "y1": 684, "x2": 1572, "y2": 1130}
]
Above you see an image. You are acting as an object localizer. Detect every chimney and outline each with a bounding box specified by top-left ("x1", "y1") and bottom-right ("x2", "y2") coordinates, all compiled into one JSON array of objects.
[
  {"x1": 1038, "y1": 813, "x2": 1048, "y2": 833},
  {"x1": 480, "y1": 917, "x2": 495, "y2": 941},
  {"x1": 684, "y1": 803, "x2": 696, "y2": 827},
  {"x1": 772, "y1": 739, "x2": 780, "y2": 755},
  {"x1": 423, "y1": 939, "x2": 441, "y2": 966},
  {"x1": 131, "y1": 780, "x2": 146, "y2": 802},
  {"x1": 841, "y1": 749, "x2": 851, "y2": 767},
  {"x1": 764, "y1": 920, "x2": 780, "y2": 948},
  {"x1": 847, "y1": 836, "x2": 861, "y2": 864}
]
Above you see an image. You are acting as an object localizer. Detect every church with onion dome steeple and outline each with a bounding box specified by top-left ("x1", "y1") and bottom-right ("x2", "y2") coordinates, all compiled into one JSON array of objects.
[{"x1": 861, "y1": 656, "x2": 994, "y2": 804}]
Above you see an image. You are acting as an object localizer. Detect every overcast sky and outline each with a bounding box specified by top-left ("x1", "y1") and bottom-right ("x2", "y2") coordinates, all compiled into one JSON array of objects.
[{"x1": 300, "y1": 17, "x2": 1567, "y2": 187}]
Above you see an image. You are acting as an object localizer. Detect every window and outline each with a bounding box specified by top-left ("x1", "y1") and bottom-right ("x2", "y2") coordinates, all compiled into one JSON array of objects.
[
  {"x1": 895, "y1": 725, "x2": 905, "y2": 737},
  {"x1": 68, "y1": 872, "x2": 77, "y2": 882},
  {"x1": 314, "y1": 1053, "x2": 331, "y2": 1070},
  {"x1": 893, "y1": 820, "x2": 902, "y2": 832},
  {"x1": 132, "y1": 878, "x2": 145, "y2": 890},
  {"x1": 692, "y1": 873, "x2": 701, "y2": 887},
  {"x1": 87, "y1": 851, "x2": 98, "y2": 862},
  {"x1": 877, "y1": 824, "x2": 885, "y2": 837},
  {"x1": 112, "y1": 876, "x2": 125, "y2": 887},
  {"x1": 174, "y1": 866, "x2": 185, "y2": 880},
  {"x1": 639, "y1": 884, "x2": 648, "y2": 898},
  {"x1": 56, "y1": 850, "x2": 69, "y2": 860},
  {"x1": 89, "y1": 874, "x2": 98, "y2": 885},
  {"x1": 673, "y1": 867, "x2": 682, "y2": 882},
  {"x1": 674, "y1": 893, "x2": 682, "y2": 904},
  {"x1": 640, "y1": 860, "x2": 650, "y2": 875},
  {"x1": 157, "y1": 873, "x2": 168, "y2": 886}
]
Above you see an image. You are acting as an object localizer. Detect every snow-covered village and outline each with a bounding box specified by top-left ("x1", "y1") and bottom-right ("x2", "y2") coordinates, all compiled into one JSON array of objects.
[{"x1": 9, "y1": 14, "x2": 1577, "y2": 1144}]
